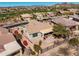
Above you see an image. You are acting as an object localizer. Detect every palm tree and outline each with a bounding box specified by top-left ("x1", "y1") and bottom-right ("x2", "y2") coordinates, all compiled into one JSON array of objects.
[
  {"x1": 28, "y1": 40, "x2": 42, "y2": 56},
  {"x1": 29, "y1": 47, "x2": 36, "y2": 55},
  {"x1": 21, "y1": 30, "x2": 24, "y2": 34},
  {"x1": 53, "y1": 24, "x2": 70, "y2": 39},
  {"x1": 13, "y1": 30, "x2": 23, "y2": 43},
  {"x1": 55, "y1": 11, "x2": 62, "y2": 16},
  {"x1": 19, "y1": 15, "x2": 24, "y2": 21},
  {"x1": 31, "y1": 41, "x2": 42, "y2": 55},
  {"x1": 0, "y1": 18, "x2": 4, "y2": 23},
  {"x1": 39, "y1": 40, "x2": 42, "y2": 46},
  {"x1": 33, "y1": 44, "x2": 42, "y2": 55},
  {"x1": 33, "y1": 40, "x2": 42, "y2": 55}
]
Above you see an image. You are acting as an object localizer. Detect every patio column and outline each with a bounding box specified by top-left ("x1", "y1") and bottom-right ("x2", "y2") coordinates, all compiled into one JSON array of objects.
[
  {"x1": 76, "y1": 25, "x2": 78, "y2": 30},
  {"x1": 20, "y1": 49, "x2": 22, "y2": 56}
]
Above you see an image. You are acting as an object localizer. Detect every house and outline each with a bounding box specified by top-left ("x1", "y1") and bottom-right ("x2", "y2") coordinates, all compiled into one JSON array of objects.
[
  {"x1": 23, "y1": 20, "x2": 53, "y2": 40},
  {"x1": 0, "y1": 27, "x2": 21, "y2": 56},
  {"x1": 59, "y1": 10, "x2": 74, "y2": 15}
]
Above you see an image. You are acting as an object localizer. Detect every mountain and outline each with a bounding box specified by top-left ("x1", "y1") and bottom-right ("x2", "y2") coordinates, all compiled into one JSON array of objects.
[{"x1": 53, "y1": 2, "x2": 79, "y2": 8}]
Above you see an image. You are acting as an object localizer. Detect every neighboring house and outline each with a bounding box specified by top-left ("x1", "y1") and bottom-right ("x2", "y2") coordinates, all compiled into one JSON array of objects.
[
  {"x1": 59, "y1": 10, "x2": 67, "y2": 14},
  {"x1": 51, "y1": 17, "x2": 79, "y2": 33},
  {"x1": 35, "y1": 12, "x2": 53, "y2": 21},
  {"x1": 47, "y1": 12, "x2": 55, "y2": 17},
  {"x1": 0, "y1": 27, "x2": 21, "y2": 56},
  {"x1": 21, "y1": 14, "x2": 33, "y2": 21},
  {"x1": 69, "y1": 15, "x2": 79, "y2": 35},
  {"x1": 70, "y1": 14, "x2": 79, "y2": 22},
  {"x1": 35, "y1": 13, "x2": 44, "y2": 21},
  {"x1": 59, "y1": 10, "x2": 73, "y2": 15},
  {"x1": 68, "y1": 9, "x2": 78, "y2": 13}
]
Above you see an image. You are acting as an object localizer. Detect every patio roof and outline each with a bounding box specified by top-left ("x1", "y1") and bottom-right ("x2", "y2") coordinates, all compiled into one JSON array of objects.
[
  {"x1": 0, "y1": 27, "x2": 21, "y2": 55},
  {"x1": 3, "y1": 21, "x2": 29, "y2": 29},
  {"x1": 0, "y1": 41, "x2": 21, "y2": 56},
  {"x1": 0, "y1": 28, "x2": 15, "y2": 46},
  {"x1": 0, "y1": 27, "x2": 16, "y2": 53}
]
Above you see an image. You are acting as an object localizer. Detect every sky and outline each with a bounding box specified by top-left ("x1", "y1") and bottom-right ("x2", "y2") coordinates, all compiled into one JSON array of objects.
[{"x1": 0, "y1": 2, "x2": 79, "y2": 7}]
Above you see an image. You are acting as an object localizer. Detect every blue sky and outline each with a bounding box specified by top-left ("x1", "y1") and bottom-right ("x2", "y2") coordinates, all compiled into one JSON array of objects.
[{"x1": 0, "y1": 2, "x2": 79, "y2": 7}]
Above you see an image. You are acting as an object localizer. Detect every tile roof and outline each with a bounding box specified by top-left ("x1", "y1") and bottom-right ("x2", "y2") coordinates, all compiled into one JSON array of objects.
[
  {"x1": 21, "y1": 14, "x2": 33, "y2": 17},
  {"x1": 0, "y1": 27, "x2": 15, "y2": 53},
  {"x1": 25, "y1": 20, "x2": 52, "y2": 34},
  {"x1": 51, "y1": 17, "x2": 78, "y2": 27}
]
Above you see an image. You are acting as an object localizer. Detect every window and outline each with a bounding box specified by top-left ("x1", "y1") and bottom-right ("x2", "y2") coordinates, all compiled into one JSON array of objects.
[{"x1": 33, "y1": 33, "x2": 38, "y2": 37}]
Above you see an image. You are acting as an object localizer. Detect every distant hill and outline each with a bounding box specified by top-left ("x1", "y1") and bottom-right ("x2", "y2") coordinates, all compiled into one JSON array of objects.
[{"x1": 53, "y1": 2, "x2": 79, "y2": 8}]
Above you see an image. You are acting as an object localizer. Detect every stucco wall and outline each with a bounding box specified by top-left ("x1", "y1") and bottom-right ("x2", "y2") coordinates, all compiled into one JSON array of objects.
[{"x1": 29, "y1": 32, "x2": 43, "y2": 40}]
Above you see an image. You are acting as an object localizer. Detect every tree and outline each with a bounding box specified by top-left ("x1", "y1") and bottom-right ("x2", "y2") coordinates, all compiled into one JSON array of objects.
[
  {"x1": 13, "y1": 30, "x2": 22, "y2": 40},
  {"x1": 33, "y1": 44, "x2": 42, "y2": 55},
  {"x1": 68, "y1": 38, "x2": 79, "y2": 47},
  {"x1": 55, "y1": 11, "x2": 62, "y2": 16},
  {"x1": 53, "y1": 24, "x2": 70, "y2": 39},
  {"x1": 58, "y1": 47, "x2": 70, "y2": 56},
  {"x1": 68, "y1": 38, "x2": 79, "y2": 56},
  {"x1": 29, "y1": 47, "x2": 36, "y2": 55},
  {"x1": 39, "y1": 40, "x2": 42, "y2": 46},
  {"x1": 19, "y1": 15, "x2": 24, "y2": 21},
  {"x1": 32, "y1": 14, "x2": 37, "y2": 19},
  {"x1": 21, "y1": 30, "x2": 24, "y2": 34},
  {"x1": 58, "y1": 47, "x2": 77, "y2": 56},
  {"x1": 76, "y1": 11, "x2": 79, "y2": 15}
]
